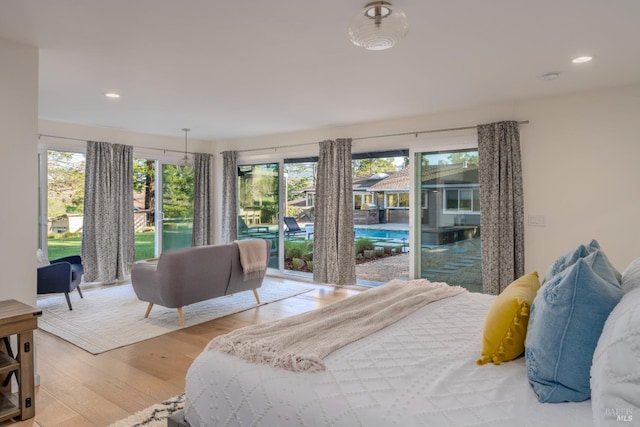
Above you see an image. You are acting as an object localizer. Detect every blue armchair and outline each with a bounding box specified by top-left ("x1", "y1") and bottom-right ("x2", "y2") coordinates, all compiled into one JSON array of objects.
[{"x1": 37, "y1": 255, "x2": 84, "y2": 310}]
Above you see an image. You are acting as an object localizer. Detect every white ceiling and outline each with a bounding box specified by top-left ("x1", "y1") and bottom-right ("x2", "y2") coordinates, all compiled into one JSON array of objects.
[{"x1": 1, "y1": 0, "x2": 639, "y2": 141}]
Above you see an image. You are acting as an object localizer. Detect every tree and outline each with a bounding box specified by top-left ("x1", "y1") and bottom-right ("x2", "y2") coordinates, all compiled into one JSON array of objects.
[
  {"x1": 286, "y1": 176, "x2": 311, "y2": 201},
  {"x1": 445, "y1": 151, "x2": 479, "y2": 166},
  {"x1": 285, "y1": 162, "x2": 316, "y2": 201},
  {"x1": 162, "y1": 165, "x2": 194, "y2": 220},
  {"x1": 133, "y1": 159, "x2": 155, "y2": 225},
  {"x1": 47, "y1": 150, "x2": 85, "y2": 218},
  {"x1": 352, "y1": 158, "x2": 398, "y2": 177}
]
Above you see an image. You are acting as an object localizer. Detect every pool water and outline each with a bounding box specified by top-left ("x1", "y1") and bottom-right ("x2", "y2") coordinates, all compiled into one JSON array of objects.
[{"x1": 354, "y1": 228, "x2": 409, "y2": 240}]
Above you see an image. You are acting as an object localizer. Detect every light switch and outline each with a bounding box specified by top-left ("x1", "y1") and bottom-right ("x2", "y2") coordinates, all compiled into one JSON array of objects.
[{"x1": 528, "y1": 215, "x2": 546, "y2": 227}]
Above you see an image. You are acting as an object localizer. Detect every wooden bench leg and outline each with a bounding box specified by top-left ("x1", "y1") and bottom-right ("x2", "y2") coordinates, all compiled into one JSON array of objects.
[
  {"x1": 252, "y1": 289, "x2": 261, "y2": 304},
  {"x1": 177, "y1": 307, "x2": 184, "y2": 327},
  {"x1": 144, "y1": 303, "x2": 154, "y2": 318}
]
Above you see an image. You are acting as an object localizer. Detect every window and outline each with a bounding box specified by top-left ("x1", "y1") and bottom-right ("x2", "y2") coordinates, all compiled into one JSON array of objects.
[
  {"x1": 354, "y1": 193, "x2": 373, "y2": 209},
  {"x1": 444, "y1": 188, "x2": 480, "y2": 213},
  {"x1": 421, "y1": 191, "x2": 429, "y2": 208},
  {"x1": 386, "y1": 192, "x2": 409, "y2": 208},
  {"x1": 306, "y1": 192, "x2": 315, "y2": 207}
]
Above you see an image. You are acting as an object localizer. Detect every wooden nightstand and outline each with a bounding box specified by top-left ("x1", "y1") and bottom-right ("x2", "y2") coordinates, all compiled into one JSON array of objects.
[{"x1": 0, "y1": 300, "x2": 42, "y2": 422}]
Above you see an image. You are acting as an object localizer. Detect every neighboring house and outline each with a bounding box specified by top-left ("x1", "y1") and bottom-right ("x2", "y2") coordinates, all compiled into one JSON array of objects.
[
  {"x1": 295, "y1": 168, "x2": 411, "y2": 225},
  {"x1": 49, "y1": 213, "x2": 84, "y2": 234},
  {"x1": 368, "y1": 168, "x2": 410, "y2": 223},
  {"x1": 419, "y1": 163, "x2": 480, "y2": 245},
  {"x1": 49, "y1": 210, "x2": 151, "y2": 234},
  {"x1": 292, "y1": 164, "x2": 480, "y2": 233}
]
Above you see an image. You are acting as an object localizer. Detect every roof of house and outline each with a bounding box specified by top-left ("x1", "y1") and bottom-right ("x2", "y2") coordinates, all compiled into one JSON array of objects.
[
  {"x1": 300, "y1": 163, "x2": 479, "y2": 194},
  {"x1": 369, "y1": 167, "x2": 410, "y2": 191},
  {"x1": 352, "y1": 174, "x2": 388, "y2": 191},
  {"x1": 421, "y1": 163, "x2": 479, "y2": 186}
]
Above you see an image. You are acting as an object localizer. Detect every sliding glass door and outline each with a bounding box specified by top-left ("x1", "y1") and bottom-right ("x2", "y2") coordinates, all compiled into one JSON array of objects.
[
  {"x1": 160, "y1": 164, "x2": 194, "y2": 252},
  {"x1": 44, "y1": 150, "x2": 86, "y2": 259},
  {"x1": 416, "y1": 149, "x2": 482, "y2": 292},
  {"x1": 237, "y1": 163, "x2": 279, "y2": 269}
]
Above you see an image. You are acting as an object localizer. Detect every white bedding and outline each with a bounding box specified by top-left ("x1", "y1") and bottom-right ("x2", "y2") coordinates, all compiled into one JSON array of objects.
[{"x1": 184, "y1": 292, "x2": 593, "y2": 426}]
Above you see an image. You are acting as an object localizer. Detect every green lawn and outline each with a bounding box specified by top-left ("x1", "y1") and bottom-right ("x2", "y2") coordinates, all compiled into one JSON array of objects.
[{"x1": 47, "y1": 232, "x2": 156, "y2": 261}]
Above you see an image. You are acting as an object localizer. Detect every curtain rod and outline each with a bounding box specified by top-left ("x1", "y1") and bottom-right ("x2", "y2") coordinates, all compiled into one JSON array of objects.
[
  {"x1": 226, "y1": 120, "x2": 530, "y2": 154},
  {"x1": 37, "y1": 133, "x2": 208, "y2": 156}
]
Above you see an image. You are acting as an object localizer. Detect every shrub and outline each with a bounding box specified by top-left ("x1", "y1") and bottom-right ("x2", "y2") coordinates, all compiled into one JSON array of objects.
[
  {"x1": 306, "y1": 260, "x2": 313, "y2": 272},
  {"x1": 364, "y1": 249, "x2": 375, "y2": 259},
  {"x1": 375, "y1": 248, "x2": 384, "y2": 257},
  {"x1": 286, "y1": 205, "x2": 302, "y2": 218},
  {"x1": 292, "y1": 258, "x2": 305, "y2": 270},
  {"x1": 302, "y1": 252, "x2": 313, "y2": 262},
  {"x1": 284, "y1": 241, "x2": 306, "y2": 260},
  {"x1": 383, "y1": 246, "x2": 392, "y2": 254},
  {"x1": 355, "y1": 238, "x2": 375, "y2": 255}
]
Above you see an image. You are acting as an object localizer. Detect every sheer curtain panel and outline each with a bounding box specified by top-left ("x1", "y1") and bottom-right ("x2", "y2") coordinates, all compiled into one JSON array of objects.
[
  {"x1": 477, "y1": 121, "x2": 525, "y2": 294},
  {"x1": 82, "y1": 141, "x2": 134, "y2": 283},
  {"x1": 313, "y1": 139, "x2": 356, "y2": 286}
]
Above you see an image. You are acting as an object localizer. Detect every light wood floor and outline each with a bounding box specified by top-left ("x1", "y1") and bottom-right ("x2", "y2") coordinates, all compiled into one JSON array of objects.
[{"x1": 2, "y1": 278, "x2": 360, "y2": 427}]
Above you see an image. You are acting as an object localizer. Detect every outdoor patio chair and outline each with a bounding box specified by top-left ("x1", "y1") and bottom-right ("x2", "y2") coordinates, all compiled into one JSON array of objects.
[
  {"x1": 238, "y1": 215, "x2": 270, "y2": 234},
  {"x1": 284, "y1": 217, "x2": 306, "y2": 239},
  {"x1": 37, "y1": 255, "x2": 84, "y2": 310}
]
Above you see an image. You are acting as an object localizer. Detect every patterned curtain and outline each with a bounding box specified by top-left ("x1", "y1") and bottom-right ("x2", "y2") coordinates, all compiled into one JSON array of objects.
[
  {"x1": 192, "y1": 153, "x2": 211, "y2": 247},
  {"x1": 313, "y1": 139, "x2": 356, "y2": 286},
  {"x1": 477, "y1": 121, "x2": 525, "y2": 294},
  {"x1": 221, "y1": 151, "x2": 238, "y2": 243},
  {"x1": 82, "y1": 141, "x2": 134, "y2": 282}
]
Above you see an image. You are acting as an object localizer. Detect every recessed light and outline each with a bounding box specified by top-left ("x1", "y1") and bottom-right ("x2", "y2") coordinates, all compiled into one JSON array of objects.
[
  {"x1": 572, "y1": 56, "x2": 593, "y2": 64},
  {"x1": 104, "y1": 92, "x2": 121, "y2": 98}
]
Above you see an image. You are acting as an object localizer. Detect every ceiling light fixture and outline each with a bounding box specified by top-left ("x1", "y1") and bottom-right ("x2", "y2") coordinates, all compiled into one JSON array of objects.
[
  {"x1": 180, "y1": 128, "x2": 192, "y2": 167},
  {"x1": 104, "y1": 92, "x2": 121, "y2": 98},
  {"x1": 349, "y1": 1, "x2": 409, "y2": 51},
  {"x1": 572, "y1": 56, "x2": 593, "y2": 64}
]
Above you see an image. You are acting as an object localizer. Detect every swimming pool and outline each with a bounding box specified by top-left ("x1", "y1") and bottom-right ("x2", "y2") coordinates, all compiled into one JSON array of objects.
[{"x1": 354, "y1": 228, "x2": 409, "y2": 240}]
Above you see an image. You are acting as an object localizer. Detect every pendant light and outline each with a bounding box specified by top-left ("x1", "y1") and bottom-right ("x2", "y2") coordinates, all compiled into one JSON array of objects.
[
  {"x1": 349, "y1": 2, "x2": 409, "y2": 51},
  {"x1": 180, "y1": 128, "x2": 192, "y2": 167}
]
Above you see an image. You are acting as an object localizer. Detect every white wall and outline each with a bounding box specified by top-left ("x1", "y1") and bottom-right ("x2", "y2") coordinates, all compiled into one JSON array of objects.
[
  {"x1": 213, "y1": 84, "x2": 640, "y2": 276},
  {"x1": 0, "y1": 38, "x2": 39, "y2": 305},
  {"x1": 517, "y1": 85, "x2": 640, "y2": 273}
]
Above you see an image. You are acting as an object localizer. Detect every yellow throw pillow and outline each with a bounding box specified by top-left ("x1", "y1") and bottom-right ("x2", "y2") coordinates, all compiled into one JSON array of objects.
[{"x1": 477, "y1": 272, "x2": 540, "y2": 365}]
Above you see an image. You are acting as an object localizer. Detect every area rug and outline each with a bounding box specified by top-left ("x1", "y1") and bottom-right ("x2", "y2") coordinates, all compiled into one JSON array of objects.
[
  {"x1": 37, "y1": 280, "x2": 315, "y2": 354},
  {"x1": 108, "y1": 393, "x2": 184, "y2": 427}
]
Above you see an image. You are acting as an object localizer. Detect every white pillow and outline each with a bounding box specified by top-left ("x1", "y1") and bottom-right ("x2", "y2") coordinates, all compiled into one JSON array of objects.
[
  {"x1": 591, "y1": 287, "x2": 640, "y2": 426},
  {"x1": 621, "y1": 258, "x2": 640, "y2": 293},
  {"x1": 36, "y1": 248, "x2": 50, "y2": 267}
]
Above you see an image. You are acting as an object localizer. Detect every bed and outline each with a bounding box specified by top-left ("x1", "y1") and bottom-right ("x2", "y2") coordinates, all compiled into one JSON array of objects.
[{"x1": 176, "y1": 242, "x2": 640, "y2": 427}]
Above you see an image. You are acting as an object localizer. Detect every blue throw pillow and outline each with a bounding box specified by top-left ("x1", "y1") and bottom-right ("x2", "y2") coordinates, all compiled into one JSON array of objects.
[
  {"x1": 525, "y1": 258, "x2": 624, "y2": 403},
  {"x1": 581, "y1": 249, "x2": 622, "y2": 286},
  {"x1": 543, "y1": 239, "x2": 621, "y2": 284},
  {"x1": 543, "y1": 243, "x2": 590, "y2": 283}
]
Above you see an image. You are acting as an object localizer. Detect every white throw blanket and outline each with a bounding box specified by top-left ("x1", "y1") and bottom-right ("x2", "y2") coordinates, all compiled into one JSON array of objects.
[
  {"x1": 234, "y1": 239, "x2": 268, "y2": 280},
  {"x1": 206, "y1": 279, "x2": 466, "y2": 372}
]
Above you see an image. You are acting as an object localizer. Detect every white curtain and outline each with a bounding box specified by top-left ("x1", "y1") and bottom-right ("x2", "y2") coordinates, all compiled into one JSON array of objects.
[
  {"x1": 477, "y1": 121, "x2": 525, "y2": 294},
  {"x1": 313, "y1": 139, "x2": 356, "y2": 286},
  {"x1": 221, "y1": 151, "x2": 238, "y2": 243},
  {"x1": 82, "y1": 141, "x2": 134, "y2": 282},
  {"x1": 192, "y1": 153, "x2": 211, "y2": 246}
]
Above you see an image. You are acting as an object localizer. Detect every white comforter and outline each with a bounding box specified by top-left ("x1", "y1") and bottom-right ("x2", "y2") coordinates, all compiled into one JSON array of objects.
[{"x1": 185, "y1": 292, "x2": 593, "y2": 427}]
